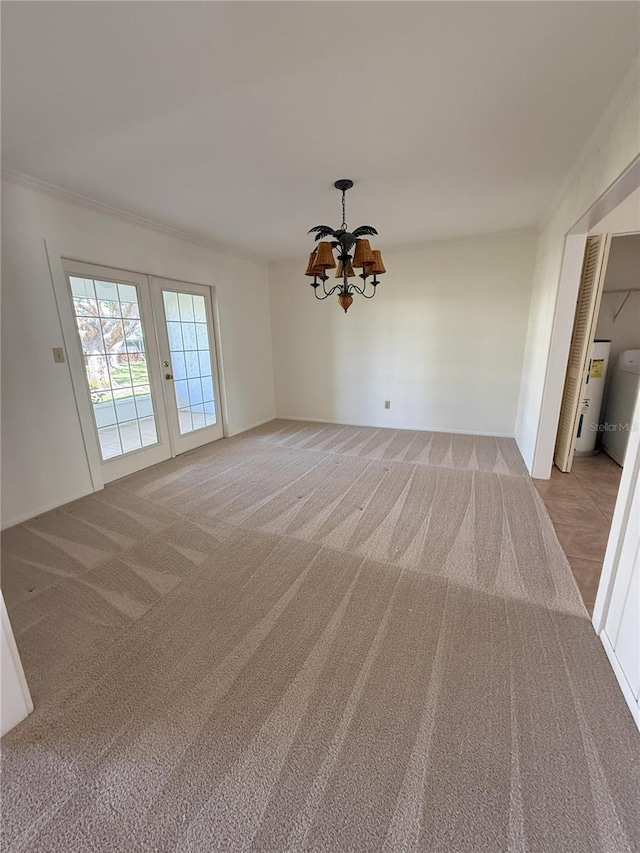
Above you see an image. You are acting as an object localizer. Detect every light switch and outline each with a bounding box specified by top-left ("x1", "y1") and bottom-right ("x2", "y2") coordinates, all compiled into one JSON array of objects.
[{"x1": 52, "y1": 347, "x2": 66, "y2": 364}]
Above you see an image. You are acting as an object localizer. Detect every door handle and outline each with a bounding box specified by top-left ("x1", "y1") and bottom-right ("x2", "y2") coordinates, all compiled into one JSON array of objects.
[{"x1": 165, "y1": 373, "x2": 173, "y2": 380}]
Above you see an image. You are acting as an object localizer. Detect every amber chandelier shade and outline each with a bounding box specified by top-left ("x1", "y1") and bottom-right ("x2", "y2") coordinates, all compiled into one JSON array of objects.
[
  {"x1": 304, "y1": 251, "x2": 318, "y2": 276},
  {"x1": 314, "y1": 241, "x2": 337, "y2": 270},
  {"x1": 369, "y1": 250, "x2": 386, "y2": 276},
  {"x1": 305, "y1": 179, "x2": 386, "y2": 313},
  {"x1": 352, "y1": 239, "x2": 375, "y2": 269},
  {"x1": 335, "y1": 259, "x2": 356, "y2": 278}
]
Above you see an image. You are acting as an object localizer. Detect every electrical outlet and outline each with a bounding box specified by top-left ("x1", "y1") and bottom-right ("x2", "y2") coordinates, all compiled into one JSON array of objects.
[
  {"x1": 52, "y1": 347, "x2": 66, "y2": 364},
  {"x1": 384, "y1": 400, "x2": 391, "y2": 409}
]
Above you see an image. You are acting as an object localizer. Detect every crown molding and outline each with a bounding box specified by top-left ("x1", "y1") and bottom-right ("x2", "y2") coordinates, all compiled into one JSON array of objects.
[{"x1": 1, "y1": 168, "x2": 265, "y2": 264}]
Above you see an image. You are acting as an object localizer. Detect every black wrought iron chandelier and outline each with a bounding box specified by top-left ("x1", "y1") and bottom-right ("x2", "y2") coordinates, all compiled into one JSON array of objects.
[{"x1": 305, "y1": 179, "x2": 386, "y2": 313}]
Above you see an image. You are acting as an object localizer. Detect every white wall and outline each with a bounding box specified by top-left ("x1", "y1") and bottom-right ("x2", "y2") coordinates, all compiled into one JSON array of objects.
[
  {"x1": 601, "y1": 232, "x2": 640, "y2": 288},
  {"x1": 515, "y1": 62, "x2": 640, "y2": 477},
  {"x1": 269, "y1": 230, "x2": 537, "y2": 436},
  {"x1": 1, "y1": 180, "x2": 275, "y2": 527},
  {"x1": 596, "y1": 234, "x2": 640, "y2": 399},
  {"x1": 597, "y1": 291, "x2": 640, "y2": 389}
]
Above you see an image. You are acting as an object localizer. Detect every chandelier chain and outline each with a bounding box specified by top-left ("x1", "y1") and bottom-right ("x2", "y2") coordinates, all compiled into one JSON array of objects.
[{"x1": 341, "y1": 189, "x2": 347, "y2": 231}]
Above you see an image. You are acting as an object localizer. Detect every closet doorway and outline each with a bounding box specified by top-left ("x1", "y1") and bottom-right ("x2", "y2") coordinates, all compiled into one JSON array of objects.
[
  {"x1": 554, "y1": 233, "x2": 640, "y2": 474},
  {"x1": 57, "y1": 260, "x2": 224, "y2": 486}
]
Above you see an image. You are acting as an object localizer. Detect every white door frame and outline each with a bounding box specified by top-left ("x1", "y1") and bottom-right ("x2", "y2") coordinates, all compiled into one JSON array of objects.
[
  {"x1": 593, "y1": 389, "x2": 640, "y2": 630},
  {"x1": 592, "y1": 388, "x2": 640, "y2": 728},
  {"x1": 528, "y1": 156, "x2": 640, "y2": 725},
  {"x1": 47, "y1": 246, "x2": 113, "y2": 491},
  {"x1": 1, "y1": 593, "x2": 33, "y2": 736},
  {"x1": 46, "y1": 244, "x2": 229, "y2": 491},
  {"x1": 529, "y1": 154, "x2": 640, "y2": 481}
]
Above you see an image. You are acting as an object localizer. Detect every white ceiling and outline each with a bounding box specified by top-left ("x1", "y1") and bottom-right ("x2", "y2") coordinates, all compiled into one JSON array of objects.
[{"x1": 2, "y1": 2, "x2": 638, "y2": 260}]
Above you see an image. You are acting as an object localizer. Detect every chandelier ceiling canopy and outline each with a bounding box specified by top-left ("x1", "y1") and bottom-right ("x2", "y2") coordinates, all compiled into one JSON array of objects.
[{"x1": 305, "y1": 180, "x2": 386, "y2": 313}]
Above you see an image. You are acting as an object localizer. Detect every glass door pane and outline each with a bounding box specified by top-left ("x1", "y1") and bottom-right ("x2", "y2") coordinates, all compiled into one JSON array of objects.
[
  {"x1": 152, "y1": 278, "x2": 224, "y2": 455},
  {"x1": 69, "y1": 276, "x2": 159, "y2": 461},
  {"x1": 162, "y1": 291, "x2": 218, "y2": 435}
]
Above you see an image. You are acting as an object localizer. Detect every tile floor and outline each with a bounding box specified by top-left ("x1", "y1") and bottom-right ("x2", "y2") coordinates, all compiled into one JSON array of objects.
[
  {"x1": 97, "y1": 409, "x2": 217, "y2": 459},
  {"x1": 98, "y1": 416, "x2": 158, "y2": 459},
  {"x1": 534, "y1": 451, "x2": 622, "y2": 614}
]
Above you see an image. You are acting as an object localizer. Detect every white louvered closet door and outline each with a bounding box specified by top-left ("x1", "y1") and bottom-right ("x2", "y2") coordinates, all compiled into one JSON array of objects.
[{"x1": 554, "y1": 234, "x2": 612, "y2": 472}]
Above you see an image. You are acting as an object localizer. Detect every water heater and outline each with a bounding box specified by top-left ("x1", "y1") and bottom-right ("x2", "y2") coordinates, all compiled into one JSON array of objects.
[{"x1": 575, "y1": 339, "x2": 611, "y2": 455}]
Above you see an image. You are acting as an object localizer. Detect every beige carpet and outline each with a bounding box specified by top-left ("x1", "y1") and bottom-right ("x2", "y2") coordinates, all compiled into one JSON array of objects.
[{"x1": 1, "y1": 420, "x2": 638, "y2": 852}]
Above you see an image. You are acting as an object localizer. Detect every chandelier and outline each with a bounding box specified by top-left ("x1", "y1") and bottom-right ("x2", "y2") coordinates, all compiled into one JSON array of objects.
[{"x1": 305, "y1": 179, "x2": 386, "y2": 313}]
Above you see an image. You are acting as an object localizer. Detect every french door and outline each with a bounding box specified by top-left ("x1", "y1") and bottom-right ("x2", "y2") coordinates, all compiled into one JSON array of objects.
[
  {"x1": 151, "y1": 278, "x2": 224, "y2": 454},
  {"x1": 63, "y1": 260, "x2": 224, "y2": 484}
]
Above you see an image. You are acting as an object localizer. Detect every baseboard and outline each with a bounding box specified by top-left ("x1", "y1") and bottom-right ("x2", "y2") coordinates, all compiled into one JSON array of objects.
[
  {"x1": 599, "y1": 628, "x2": 640, "y2": 731},
  {"x1": 1, "y1": 487, "x2": 95, "y2": 531},
  {"x1": 228, "y1": 415, "x2": 278, "y2": 438},
  {"x1": 1, "y1": 416, "x2": 513, "y2": 529},
  {"x1": 1, "y1": 419, "x2": 278, "y2": 529},
  {"x1": 275, "y1": 414, "x2": 515, "y2": 439}
]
